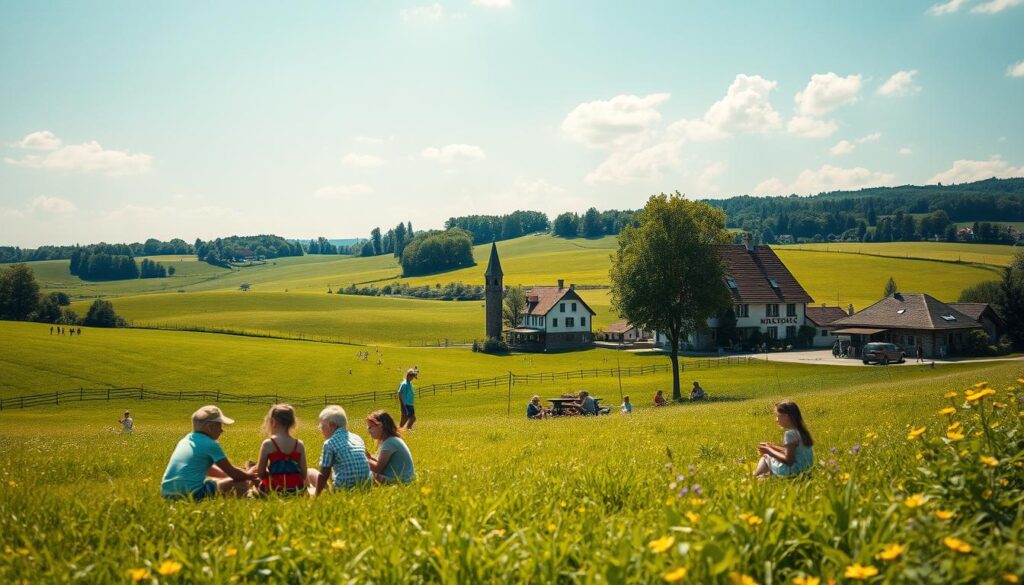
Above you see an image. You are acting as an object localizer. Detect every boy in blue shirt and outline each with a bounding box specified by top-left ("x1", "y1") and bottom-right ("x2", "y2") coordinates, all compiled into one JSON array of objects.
[
  {"x1": 397, "y1": 368, "x2": 417, "y2": 429},
  {"x1": 161, "y1": 405, "x2": 257, "y2": 499}
]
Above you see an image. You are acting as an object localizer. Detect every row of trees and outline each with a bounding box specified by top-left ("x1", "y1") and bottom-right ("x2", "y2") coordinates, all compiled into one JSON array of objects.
[
  {"x1": 195, "y1": 235, "x2": 304, "y2": 266},
  {"x1": 0, "y1": 238, "x2": 194, "y2": 264},
  {"x1": 69, "y1": 249, "x2": 170, "y2": 281},
  {"x1": 355, "y1": 222, "x2": 415, "y2": 258},
  {"x1": 553, "y1": 208, "x2": 637, "y2": 238},
  {"x1": 336, "y1": 281, "x2": 484, "y2": 301},
  {"x1": 444, "y1": 211, "x2": 549, "y2": 244},
  {"x1": 957, "y1": 250, "x2": 1024, "y2": 352},
  {"x1": 400, "y1": 229, "x2": 475, "y2": 276},
  {"x1": 0, "y1": 264, "x2": 125, "y2": 326}
]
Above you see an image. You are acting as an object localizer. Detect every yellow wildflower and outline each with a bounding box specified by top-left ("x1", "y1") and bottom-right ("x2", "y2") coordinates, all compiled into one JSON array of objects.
[
  {"x1": 943, "y1": 536, "x2": 972, "y2": 553},
  {"x1": 876, "y1": 543, "x2": 906, "y2": 561},
  {"x1": 689, "y1": 497, "x2": 705, "y2": 506},
  {"x1": 865, "y1": 431, "x2": 878, "y2": 440},
  {"x1": 648, "y1": 535, "x2": 675, "y2": 554},
  {"x1": 904, "y1": 494, "x2": 925, "y2": 508},
  {"x1": 663, "y1": 567, "x2": 688, "y2": 582},
  {"x1": 947, "y1": 421, "x2": 963, "y2": 432},
  {"x1": 330, "y1": 540, "x2": 346, "y2": 550},
  {"x1": 546, "y1": 523, "x2": 557, "y2": 533},
  {"x1": 966, "y1": 388, "x2": 996, "y2": 402},
  {"x1": 937, "y1": 406, "x2": 956, "y2": 416},
  {"x1": 980, "y1": 455, "x2": 999, "y2": 467},
  {"x1": 225, "y1": 547, "x2": 237, "y2": 557},
  {"x1": 739, "y1": 512, "x2": 763, "y2": 526},
  {"x1": 946, "y1": 429, "x2": 965, "y2": 441},
  {"x1": 907, "y1": 426, "x2": 926, "y2": 440},
  {"x1": 994, "y1": 401, "x2": 1007, "y2": 409},
  {"x1": 792, "y1": 577, "x2": 821, "y2": 585},
  {"x1": 944, "y1": 391, "x2": 958, "y2": 398},
  {"x1": 156, "y1": 560, "x2": 182, "y2": 576},
  {"x1": 934, "y1": 510, "x2": 955, "y2": 520},
  {"x1": 844, "y1": 564, "x2": 879, "y2": 580},
  {"x1": 729, "y1": 572, "x2": 759, "y2": 585},
  {"x1": 686, "y1": 511, "x2": 700, "y2": 524},
  {"x1": 1003, "y1": 574, "x2": 1019, "y2": 583},
  {"x1": 127, "y1": 568, "x2": 149, "y2": 582},
  {"x1": 1016, "y1": 378, "x2": 1024, "y2": 385},
  {"x1": 420, "y1": 486, "x2": 432, "y2": 496}
]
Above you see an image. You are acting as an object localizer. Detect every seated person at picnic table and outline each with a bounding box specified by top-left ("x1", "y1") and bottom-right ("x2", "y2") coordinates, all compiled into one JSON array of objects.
[
  {"x1": 160, "y1": 406, "x2": 257, "y2": 500},
  {"x1": 654, "y1": 390, "x2": 667, "y2": 406},
  {"x1": 620, "y1": 395, "x2": 632, "y2": 414},
  {"x1": 527, "y1": 395, "x2": 547, "y2": 419},
  {"x1": 365, "y1": 410, "x2": 415, "y2": 484},
  {"x1": 577, "y1": 391, "x2": 599, "y2": 416},
  {"x1": 308, "y1": 405, "x2": 372, "y2": 496},
  {"x1": 690, "y1": 381, "x2": 706, "y2": 401}
]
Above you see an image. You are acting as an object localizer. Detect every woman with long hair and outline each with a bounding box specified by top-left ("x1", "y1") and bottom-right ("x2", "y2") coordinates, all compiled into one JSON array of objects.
[{"x1": 365, "y1": 410, "x2": 415, "y2": 484}]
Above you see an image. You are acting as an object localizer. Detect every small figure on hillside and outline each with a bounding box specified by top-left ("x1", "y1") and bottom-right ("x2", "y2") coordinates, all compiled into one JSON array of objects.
[
  {"x1": 160, "y1": 406, "x2": 257, "y2": 499},
  {"x1": 690, "y1": 381, "x2": 706, "y2": 401},
  {"x1": 252, "y1": 404, "x2": 306, "y2": 496},
  {"x1": 620, "y1": 395, "x2": 633, "y2": 414},
  {"x1": 50, "y1": 326, "x2": 53, "y2": 335},
  {"x1": 916, "y1": 345, "x2": 924, "y2": 363},
  {"x1": 754, "y1": 400, "x2": 815, "y2": 479},
  {"x1": 527, "y1": 395, "x2": 547, "y2": 419},
  {"x1": 119, "y1": 410, "x2": 134, "y2": 432},
  {"x1": 307, "y1": 404, "x2": 372, "y2": 496},
  {"x1": 365, "y1": 410, "x2": 415, "y2": 484},
  {"x1": 77, "y1": 327, "x2": 82, "y2": 335},
  {"x1": 654, "y1": 389, "x2": 667, "y2": 407},
  {"x1": 397, "y1": 368, "x2": 418, "y2": 430}
]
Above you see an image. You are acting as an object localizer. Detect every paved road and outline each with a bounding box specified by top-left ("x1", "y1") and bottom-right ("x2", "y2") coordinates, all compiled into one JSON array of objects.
[{"x1": 748, "y1": 349, "x2": 1024, "y2": 367}]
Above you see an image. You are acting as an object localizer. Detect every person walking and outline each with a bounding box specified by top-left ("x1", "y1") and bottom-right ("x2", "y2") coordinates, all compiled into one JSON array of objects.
[
  {"x1": 397, "y1": 368, "x2": 418, "y2": 430},
  {"x1": 915, "y1": 344, "x2": 924, "y2": 363}
]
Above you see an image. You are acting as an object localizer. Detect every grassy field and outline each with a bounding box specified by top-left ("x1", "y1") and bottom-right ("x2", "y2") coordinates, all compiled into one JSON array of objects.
[
  {"x1": 1, "y1": 330, "x2": 1020, "y2": 582},
  {"x1": 778, "y1": 242, "x2": 1020, "y2": 267}
]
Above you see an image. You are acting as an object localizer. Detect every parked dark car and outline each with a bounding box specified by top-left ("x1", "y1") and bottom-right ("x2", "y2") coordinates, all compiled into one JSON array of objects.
[{"x1": 862, "y1": 342, "x2": 905, "y2": 365}]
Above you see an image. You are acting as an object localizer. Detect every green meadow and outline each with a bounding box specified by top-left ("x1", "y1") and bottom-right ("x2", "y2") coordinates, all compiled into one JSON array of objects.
[
  {"x1": 779, "y1": 242, "x2": 1019, "y2": 267},
  {"x1": 0, "y1": 320, "x2": 1021, "y2": 583}
]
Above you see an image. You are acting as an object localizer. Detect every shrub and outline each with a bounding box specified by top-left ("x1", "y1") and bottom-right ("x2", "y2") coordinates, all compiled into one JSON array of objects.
[
  {"x1": 83, "y1": 300, "x2": 126, "y2": 327},
  {"x1": 480, "y1": 337, "x2": 509, "y2": 354}
]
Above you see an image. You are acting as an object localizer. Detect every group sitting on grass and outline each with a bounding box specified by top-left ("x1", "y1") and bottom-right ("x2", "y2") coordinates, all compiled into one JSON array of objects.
[{"x1": 160, "y1": 403, "x2": 415, "y2": 500}]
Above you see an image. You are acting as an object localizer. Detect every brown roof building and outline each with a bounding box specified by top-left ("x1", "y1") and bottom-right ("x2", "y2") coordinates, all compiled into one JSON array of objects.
[{"x1": 507, "y1": 279, "x2": 597, "y2": 352}]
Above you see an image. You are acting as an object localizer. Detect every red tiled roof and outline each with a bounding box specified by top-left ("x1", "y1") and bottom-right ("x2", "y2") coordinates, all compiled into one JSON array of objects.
[
  {"x1": 718, "y1": 245, "x2": 813, "y2": 304},
  {"x1": 830, "y1": 293, "x2": 981, "y2": 331},
  {"x1": 524, "y1": 286, "x2": 596, "y2": 316},
  {"x1": 805, "y1": 306, "x2": 850, "y2": 326},
  {"x1": 605, "y1": 320, "x2": 635, "y2": 334}
]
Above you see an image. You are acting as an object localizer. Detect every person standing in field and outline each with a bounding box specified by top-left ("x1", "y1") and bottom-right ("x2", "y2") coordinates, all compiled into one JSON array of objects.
[
  {"x1": 916, "y1": 344, "x2": 924, "y2": 363},
  {"x1": 398, "y1": 368, "x2": 417, "y2": 430},
  {"x1": 119, "y1": 410, "x2": 134, "y2": 432}
]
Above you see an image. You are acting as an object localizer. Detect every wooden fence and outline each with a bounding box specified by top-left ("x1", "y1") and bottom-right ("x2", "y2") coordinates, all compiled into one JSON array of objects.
[{"x1": 0, "y1": 356, "x2": 753, "y2": 410}]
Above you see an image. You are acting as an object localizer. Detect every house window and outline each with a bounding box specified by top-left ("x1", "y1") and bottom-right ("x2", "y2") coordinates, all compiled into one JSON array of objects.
[
  {"x1": 766, "y1": 304, "x2": 779, "y2": 317},
  {"x1": 540, "y1": 317, "x2": 544, "y2": 327},
  {"x1": 560, "y1": 303, "x2": 565, "y2": 313},
  {"x1": 552, "y1": 318, "x2": 558, "y2": 327},
  {"x1": 767, "y1": 277, "x2": 779, "y2": 289},
  {"x1": 785, "y1": 325, "x2": 796, "y2": 339},
  {"x1": 726, "y1": 277, "x2": 737, "y2": 290},
  {"x1": 820, "y1": 329, "x2": 828, "y2": 337},
  {"x1": 786, "y1": 304, "x2": 796, "y2": 317},
  {"x1": 735, "y1": 304, "x2": 749, "y2": 318},
  {"x1": 566, "y1": 317, "x2": 575, "y2": 327},
  {"x1": 581, "y1": 317, "x2": 586, "y2": 327},
  {"x1": 767, "y1": 327, "x2": 778, "y2": 340},
  {"x1": 571, "y1": 302, "x2": 577, "y2": 311}
]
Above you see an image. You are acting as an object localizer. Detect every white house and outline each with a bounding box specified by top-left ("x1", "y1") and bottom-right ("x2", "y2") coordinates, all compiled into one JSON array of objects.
[
  {"x1": 805, "y1": 305, "x2": 853, "y2": 348},
  {"x1": 655, "y1": 238, "x2": 815, "y2": 350},
  {"x1": 507, "y1": 280, "x2": 596, "y2": 351}
]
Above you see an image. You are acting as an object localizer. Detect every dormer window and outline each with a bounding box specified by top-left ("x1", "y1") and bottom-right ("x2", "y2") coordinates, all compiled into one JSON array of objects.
[
  {"x1": 726, "y1": 277, "x2": 738, "y2": 290},
  {"x1": 897, "y1": 309, "x2": 906, "y2": 314},
  {"x1": 940, "y1": 314, "x2": 957, "y2": 322},
  {"x1": 767, "y1": 277, "x2": 779, "y2": 289}
]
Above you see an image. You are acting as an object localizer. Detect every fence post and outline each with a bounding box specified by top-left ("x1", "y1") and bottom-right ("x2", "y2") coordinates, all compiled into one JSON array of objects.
[
  {"x1": 107, "y1": 388, "x2": 111, "y2": 401},
  {"x1": 55, "y1": 391, "x2": 59, "y2": 405},
  {"x1": 80, "y1": 388, "x2": 83, "y2": 401}
]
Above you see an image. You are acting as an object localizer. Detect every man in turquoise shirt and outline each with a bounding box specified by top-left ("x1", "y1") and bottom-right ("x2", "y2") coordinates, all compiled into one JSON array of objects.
[{"x1": 398, "y1": 368, "x2": 417, "y2": 429}]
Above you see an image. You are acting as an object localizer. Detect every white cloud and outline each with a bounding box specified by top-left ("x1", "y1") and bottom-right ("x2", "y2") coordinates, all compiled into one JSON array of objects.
[
  {"x1": 787, "y1": 115, "x2": 839, "y2": 138},
  {"x1": 696, "y1": 162, "x2": 728, "y2": 195},
  {"x1": 899, "y1": 147, "x2": 914, "y2": 155},
  {"x1": 753, "y1": 165, "x2": 896, "y2": 195},
  {"x1": 15, "y1": 130, "x2": 62, "y2": 150},
  {"x1": 927, "y1": 0, "x2": 970, "y2": 15},
  {"x1": 401, "y1": 3, "x2": 444, "y2": 21},
  {"x1": 5, "y1": 139, "x2": 153, "y2": 176},
  {"x1": 670, "y1": 74, "x2": 781, "y2": 141},
  {"x1": 585, "y1": 141, "x2": 683, "y2": 184},
  {"x1": 971, "y1": 0, "x2": 1023, "y2": 13},
  {"x1": 794, "y1": 72, "x2": 863, "y2": 117},
  {"x1": 829, "y1": 140, "x2": 855, "y2": 156},
  {"x1": 561, "y1": 93, "x2": 670, "y2": 150},
  {"x1": 877, "y1": 70, "x2": 921, "y2": 96},
  {"x1": 342, "y1": 153, "x2": 385, "y2": 168},
  {"x1": 421, "y1": 143, "x2": 486, "y2": 163},
  {"x1": 472, "y1": 0, "x2": 512, "y2": 7},
  {"x1": 313, "y1": 184, "x2": 374, "y2": 200},
  {"x1": 29, "y1": 195, "x2": 77, "y2": 214},
  {"x1": 1007, "y1": 60, "x2": 1024, "y2": 77},
  {"x1": 928, "y1": 157, "x2": 1024, "y2": 183}
]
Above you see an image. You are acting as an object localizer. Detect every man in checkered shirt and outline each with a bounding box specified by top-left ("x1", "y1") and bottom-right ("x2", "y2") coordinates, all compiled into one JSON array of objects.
[{"x1": 308, "y1": 404, "x2": 371, "y2": 495}]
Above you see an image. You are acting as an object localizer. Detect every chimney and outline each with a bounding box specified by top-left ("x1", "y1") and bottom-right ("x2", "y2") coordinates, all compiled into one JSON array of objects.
[
  {"x1": 847, "y1": 303, "x2": 854, "y2": 316},
  {"x1": 742, "y1": 233, "x2": 753, "y2": 252},
  {"x1": 569, "y1": 283, "x2": 575, "y2": 290},
  {"x1": 558, "y1": 279, "x2": 564, "y2": 290}
]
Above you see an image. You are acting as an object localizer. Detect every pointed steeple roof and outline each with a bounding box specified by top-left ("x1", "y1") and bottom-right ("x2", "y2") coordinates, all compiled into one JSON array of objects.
[{"x1": 484, "y1": 241, "x2": 503, "y2": 277}]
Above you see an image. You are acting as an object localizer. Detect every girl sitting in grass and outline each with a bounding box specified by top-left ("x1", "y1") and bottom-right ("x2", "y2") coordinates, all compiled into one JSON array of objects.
[
  {"x1": 365, "y1": 410, "x2": 415, "y2": 484},
  {"x1": 253, "y1": 404, "x2": 307, "y2": 495},
  {"x1": 754, "y1": 400, "x2": 814, "y2": 478}
]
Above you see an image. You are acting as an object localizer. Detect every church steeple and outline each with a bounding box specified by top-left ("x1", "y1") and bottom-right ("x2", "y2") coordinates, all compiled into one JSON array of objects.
[
  {"x1": 484, "y1": 242, "x2": 504, "y2": 340},
  {"x1": 484, "y1": 241, "x2": 503, "y2": 277}
]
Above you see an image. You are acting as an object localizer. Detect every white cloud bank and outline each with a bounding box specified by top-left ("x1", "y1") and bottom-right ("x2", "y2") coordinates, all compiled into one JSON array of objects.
[
  {"x1": 30, "y1": 195, "x2": 77, "y2": 214},
  {"x1": 671, "y1": 74, "x2": 782, "y2": 141},
  {"x1": 829, "y1": 132, "x2": 881, "y2": 156},
  {"x1": 753, "y1": 165, "x2": 896, "y2": 196},
  {"x1": 401, "y1": 3, "x2": 444, "y2": 21},
  {"x1": 1007, "y1": 60, "x2": 1024, "y2": 77},
  {"x1": 927, "y1": 0, "x2": 970, "y2": 15},
  {"x1": 561, "y1": 93, "x2": 670, "y2": 150},
  {"x1": 787, "y1": 73, "x2": 862, "y2": 138},
  {"x1": 971, "y1": 0, "x2": 1024, "y2": 13},
  {"x1": 877, "y1": 70, "x2": 921, "y2": 96},
  {"x1": 421, "y1": 143, "x2": 486, "y2": 164},
  {"x1": 5, "y1": 131, "x2": 153, "y2": 176},
  {"x1": 928, "y1": 157, "x2": 1024, "y2": 184},
  {"x1": 342, "y1": 153, "x2": 385, "y2": 168}
]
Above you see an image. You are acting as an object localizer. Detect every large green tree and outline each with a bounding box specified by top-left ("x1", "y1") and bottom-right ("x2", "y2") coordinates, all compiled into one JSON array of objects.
[
  {"x1": 610, "y1": 193, "x2": 731, "y2": 401},
  {"x1": 1000, "y1": 250, "x2": 1024, "y2": 348},
  {"x1": 503, "y1": 285, "x2": 526, "y2": 329},
  {"x1": 0, "y1": 263, "x2": 40, "y2": 321}
]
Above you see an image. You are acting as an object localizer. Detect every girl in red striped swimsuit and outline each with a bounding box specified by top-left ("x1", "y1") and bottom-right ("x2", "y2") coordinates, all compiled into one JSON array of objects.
[{"x1": 254, "y1": 404, "x2": 307, "y2": 495}]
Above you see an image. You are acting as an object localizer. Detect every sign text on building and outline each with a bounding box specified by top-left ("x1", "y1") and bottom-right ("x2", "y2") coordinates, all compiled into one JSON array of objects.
[{"x1": 760, "y1": 317, "x2": 799, "y2": 325}]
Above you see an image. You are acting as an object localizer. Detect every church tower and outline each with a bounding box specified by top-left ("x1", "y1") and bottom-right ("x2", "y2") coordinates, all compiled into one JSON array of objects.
[{"x1": 484, "y1": 242, "x2": 504, "y2": 340}]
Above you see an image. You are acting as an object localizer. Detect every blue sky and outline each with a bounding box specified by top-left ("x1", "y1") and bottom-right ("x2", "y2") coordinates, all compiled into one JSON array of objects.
[{"x1": 1, "y1": 0, "x2": 1022, "y2": 246}]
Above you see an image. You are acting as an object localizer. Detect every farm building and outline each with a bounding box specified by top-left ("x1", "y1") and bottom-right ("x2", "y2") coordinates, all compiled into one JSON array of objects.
[
  {"x1": 506, "y1": 280, "x2": 597, "y2": 351},
  {"x1": 655, "y1": 236, "x2": 814, "y2": 351},
  {"x1": 946, "y1": 302, "x2": 1005, "y2": 343},
  {"x1": 829, "y1": 293, "x2": 985, "y2": 358},
  {"x1": 603, "y1": 320, "x2": 650, "y2": 342},
  {"x1": 805, "y1": 305, "x2": 853, "y2": 347}
]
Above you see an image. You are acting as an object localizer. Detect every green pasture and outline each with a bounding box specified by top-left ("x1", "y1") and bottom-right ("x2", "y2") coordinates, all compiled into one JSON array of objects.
[
  {"x1": 1, "y1": 337, "x2": 1021, "y2": 582},
  {"x1": 777, "y1": 242, "x2": 1019, "y2": 267}
]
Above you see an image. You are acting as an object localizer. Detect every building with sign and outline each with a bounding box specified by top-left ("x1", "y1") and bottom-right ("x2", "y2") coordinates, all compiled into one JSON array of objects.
[
  {"x1": 654, "y1": 237, "x2": 814, "y2": 350},
  {"x1": 505, "y1": 279, "x2": 597, "y2": 351}
]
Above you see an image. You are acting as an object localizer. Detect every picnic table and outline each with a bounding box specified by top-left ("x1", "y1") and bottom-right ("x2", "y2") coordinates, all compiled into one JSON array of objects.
[{"x1": 547, "y1": 397, "x2": 603, "y2": 416}]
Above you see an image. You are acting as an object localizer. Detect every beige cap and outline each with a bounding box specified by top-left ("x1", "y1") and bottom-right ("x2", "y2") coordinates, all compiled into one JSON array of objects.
[
  {"x1": 192, "y1": 405, "x2": 235, "y2": 425},
  {"x1": 406, "y1": 368, "x2": 418, "y2": 377}
]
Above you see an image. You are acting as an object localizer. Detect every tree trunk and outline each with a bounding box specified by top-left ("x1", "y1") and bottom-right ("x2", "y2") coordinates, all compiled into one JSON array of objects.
[{"x1": 669, "y1": 332, "x2": 682, "y2": 401}]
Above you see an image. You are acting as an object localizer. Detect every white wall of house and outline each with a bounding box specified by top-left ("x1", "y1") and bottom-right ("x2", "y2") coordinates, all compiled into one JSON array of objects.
[
  {"x1": 654, "y1": 302, "x2": 808, "y2": 348},
  {"x1": 542, "y1": 299, "x2": 592, "y2": 333},
  {"x1": 811, "y1": 326, "x2": 838, "y2": 347}
]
